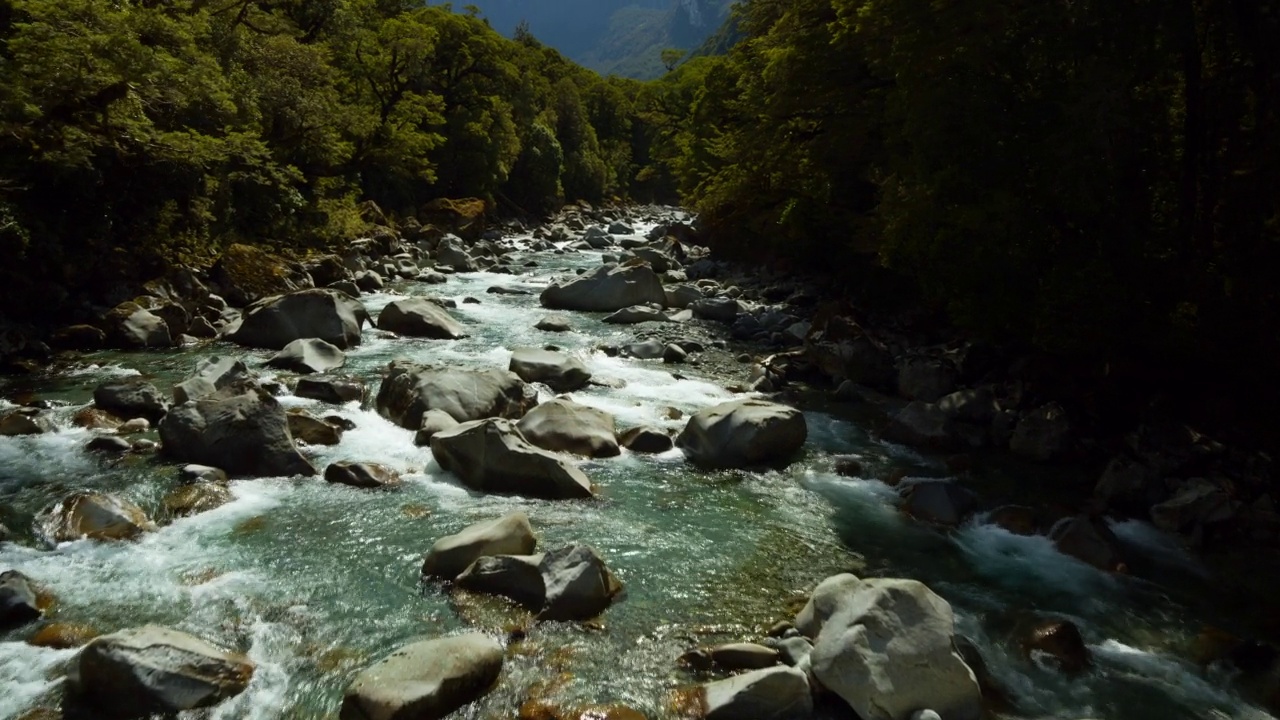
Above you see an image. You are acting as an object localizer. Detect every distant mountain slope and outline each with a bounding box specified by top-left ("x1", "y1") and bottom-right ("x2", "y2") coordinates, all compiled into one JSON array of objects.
[{"x1": 448, "y1": 0, "x2": 733, "y2": 79}]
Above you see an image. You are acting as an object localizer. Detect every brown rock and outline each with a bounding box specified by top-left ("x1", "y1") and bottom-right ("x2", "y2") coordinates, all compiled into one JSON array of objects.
[
  {"x1": 28, "y1": 622, "x2": 99, "y2": 649},
  {"x1": 72, "y1": 407, "x2": 122, "y2": 430}
]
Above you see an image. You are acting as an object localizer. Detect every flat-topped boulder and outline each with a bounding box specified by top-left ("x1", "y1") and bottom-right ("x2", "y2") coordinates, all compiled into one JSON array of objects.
[
  {"x1": 340, "y1": 633, "x2": 502, "y2": 720},
  {"x1": 325, "y1": 461, "x2": 400, "y2": 489},
  {"x1": 516, "y1": 398, "x2": 619, "y2": 458},
  {"x1": 160, "y1": 386, "x2": 316, "y2": 477},
  {"x1": 227, "y1": 288, "x2": 369, "y2": 349},
  {"x1": 266, "y1": 338, "x2": 346, "y2": 374},
  {"x1": 508, "y1": 348, "x2": 592, "y2": 392},
  {"x1": 376, "y1": 362, "x2": 537, "y2": 428},
  {"x1": 540, "y1": 263, "x2": 666, "y2": 312},
  {"x1": 376, "y1": 298, "x2": 468, "y2": 339},
  {"x1": 430, "y1": 419, "x2": 594, "y2": 500},
  {"x1": 422, "y1": 511, "x2": 537, "y2": 580},
  {"x1": 676, "y1": 399, "x2": 807, "y2": 469}
]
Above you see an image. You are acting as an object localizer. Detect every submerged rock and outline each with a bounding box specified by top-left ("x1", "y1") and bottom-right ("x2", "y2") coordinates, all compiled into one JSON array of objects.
[
  {"x1": 422, "y1": 511, "x2": 537, "y2": 580},
  {"x1": 42, "y1": 492, "x2": 154, "y2": 542},
  {"x1": 376, "y1": 298, "x2": 469, "y2": 339},
  {"x1": 376, "y1": 362, "x2": 537, "y2": 429},
  {"x1": 517, "y1": 399, "x2": 619, "y2": 458},
  {"x1": 540, "y1": 264, "x2": 666, "y2": 312},
  {"x1": 535, "y1": 315, "x2": 573, "y2": 332},
  {"x1": 160, "y1": 386, "x2": 316, "y2": 477},
  {"x1": 73, "y1": 625, "x2": 255, "y2": 716},
  {"x1": 340, "y1": 633, "x2": 503, "y2": 720},
  {"x1": 287, "y1": 410, "x2": 344, "y2": 446},
  {"x1": 0, "y1": 409, "x2": 54, "y2": 436},
  {"x1": 508, "y1": 348, "x2": 592, "y2": 392},
  {"x1": 27, "y1": 621, "x2": 99, "y2": 649},
  {"x1": 1048, "y1": 515, "x2": 1125, "y2": 572},
  {"x1": 676, "y1": 399, "x2": 807, "y2": 469},
  {"x1": 228, "y1": 288, "x2": 368, "y2": 350}
]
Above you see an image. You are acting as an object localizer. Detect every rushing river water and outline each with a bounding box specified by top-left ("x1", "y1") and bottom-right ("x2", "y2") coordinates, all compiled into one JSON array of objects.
[{"x1": 0, "y1": 220, "x2": 1273, "y2": 720}]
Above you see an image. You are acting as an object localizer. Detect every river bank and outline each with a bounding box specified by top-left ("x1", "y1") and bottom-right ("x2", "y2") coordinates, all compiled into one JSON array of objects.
[{"x1": 0, "y1": 205, "x2": 1276, "y2": 719}]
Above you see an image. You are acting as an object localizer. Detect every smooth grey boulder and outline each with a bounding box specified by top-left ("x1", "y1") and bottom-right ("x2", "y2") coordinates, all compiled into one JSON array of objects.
[
  {"x1": 173, "y1": 356, "x2": 255, "y2": 404},
  {"x1": 690, "y1": 297, "x2": 743, "y2": 323},
  {"x1": 621, "y1": 338, "x2": 665, "y2": 359},
  {"x1": 73, "y1": 625, "x2": 254, "y2": 715},
  {"x1": 430, "y1": 419, "x2": 594, "y2": 500},
  {"x1": 807, "y1": 576, "x2": 982, "y2": 720},
  {"x1": 41, "y1": 492, "x2": 155, "y2": 542},
  {"x1": 676, "y1": 399, "x2": 807, "y2": 469},
  {"x1": 619, "y1": 426, "x2": 674, "y2": 453},
  {"x1": 376, "y1": 362, "x2": 536, "y2": 429},
  {"x1": 421, "y1": 511, "x2": 537, "y2": 580},
  {"x1": 535, "y1": 315, "x2": 573, "y2": 332},
  {"x1": 160, "y1": 386, "x2": 316, "y2": 477},
  {"x1": 266, "y1": 338, "x2": 346, "y2": 374},
  {"x1": 516, "y1": 398, "x2": 619, "y2": 458},
  {"x1": 608, "y1": 221, "x2": 633, "y2": 235},
  {"x1": 105, "y1": 302, "x2": 172, "y2": 348},
  {"x1": 540, "y1": 263, "x2": 666, "y2": 312},
  {"x1": 413, "y1": 409, "x2": 460, "y2": 447},
  {"x1": 701, "y1": 666, "x2": 813, "y2": 720},
  {"x1": 179, "y1": 464, "x2": 229, "y2": 484},
  {"x1": 288, "y1": 410, "x2": 343, "y2": 445},
  {"x1": 795, "y1": 573, "x2": 865, "y2": 637},
  {"x1": 340, "y1": 633, "x2": 503, "y2": 720},
  {"x1": 94, "y1": 378, "x2": 168, "y2": 422},
  {"x1": 537, "y1": 544, "x2": 624, "y2": 621},
  {"x1": 295, "y1": 376, "x2": 365, "y2": 404},
  {"x1": 455, "y1": 553, "x2": 546, "y2": 608},
  {"x1": 508, "y1": 348, "x2": 592, "y2": 393},
  {"x1": 0, "y1": 570, "x2": 42, "y2": 628},
  {"x1": 376, "y1": 298, "x2": 468, "y2": 339},
  {"x1": 325, "y1": 461, "x2": 399, "y2": 489},
  {"x1": 603, "y1": 305, "x2": 669, "y2": 324},
  {"x1": 228, "y1": 288, "x2": 369, "y2": 350}
]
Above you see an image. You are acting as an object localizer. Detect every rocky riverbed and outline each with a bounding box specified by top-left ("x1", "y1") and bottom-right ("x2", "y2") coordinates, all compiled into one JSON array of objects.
[{"x1": 0, "y1": 206, "x2": 1277, "y2": 720}]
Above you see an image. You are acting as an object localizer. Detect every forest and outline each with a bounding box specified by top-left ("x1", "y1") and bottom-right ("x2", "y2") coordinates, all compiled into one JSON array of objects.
[{"x1": 2, "y1": 0, "x2": 1279, "y2": 419}]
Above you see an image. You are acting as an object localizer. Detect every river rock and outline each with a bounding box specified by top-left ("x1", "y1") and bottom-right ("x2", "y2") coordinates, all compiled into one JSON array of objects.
[
  {"x1": 808, "y1": 576, "x2": 982, "y2": 720},
  {"x1": 172, "y1": 356, "x2": 254, "y2": 404},
  {"x1": 1048, "y1": 515, "x2": 1125, "y2": 571},
  {"x1": 160, "y1": 386, "x2": 316, "y2": 477},
  {"x1": 28, "y1": 622, "x2": 99, "y2": 649},
  {"x1": 287, "y1": 410, "x2": 344, "y2": 445},
  {"x1": 603, "y1": 305, "x2": 669, "y2": 324},
  {"x1": 709, "y1": 643, "x2": 780, "y2": 670},
  {"x1": 354, "y1": 270, "x2": 384, "y2": 291},
  {"x1": 87, "y1": 435, "x2": 132, "y2": 453},
  {"x1": 1009, "y1": 403, "x2": 1073, "y2": 461},
  {"x1": 676, "y1": 399, "x2": 807, "y2": 469},
  {"x1": 1024, "y1": 619, "x2": 1091, "y2": 674},
  {"x1": 431, "y1": 419, "x2": 594, "y2": 500},
  {"x1": 897, "y1": 357, "x2": 958, "y2": 402},
  {"x1": 881, "y1": 401, "x2": 962, "y2": 451},
  {"x1": 455, "y1": 553, "x2": 546, "y2": 608},
  {"x1": 665, "y1": 284, "x2": 704, "y2": 309},
  {"x1": 42, "y1": 492, "x2": 154, "y2": 542},
  {"x1": 414, "y1": 409, "x2": 460, "y2": 446},
  {"x1": 987, "y1": 505, "x2": 1038, "y2": 535},
  {"x1": 517, "y1": 399, "x2": 619, "y2": 458},
  {"x1": 104, "y1": 302, "x2": 172, "y2": 348},
  {"x1": 1150, "y1": 478, "x2": 1236, "y2": 534},
  {"x1": 538, "y1": 544, "x2": 624, "y2": 621},
  {"x1": 73, "y1": 625, "x2": 254, "y2": 715},
  {"x1": 1, "y1": 570, "x2": 42, "y2": 629},
  {"x1": 179, "y1": 464, "x2": 228, "y2": 484},
  {"x1": 163, "y1": 482, "x2": 233, "y2": 518},
  {"x1": 1093, "y1": 455, "x2": 1159, "y2": 516},
  {"x1": 903, "y1": 480, "x2": 978, "y2": 526},
  {"x1": 50, "y1": 324, "x2": 107, "y2": 350},
  {"x1": 94, "y1": 378, "x2": 168, "y2": 422},
  {"x1": 340, "y1": 633, "x2": 502, "y2": 720},
  {"x1": 535, "y1": 315, "x2": 573, "y2": 332},
  {"x1": 228, "y1": 288, "x2": 368, "y2": 350},
  {"x1": 118, "y1": 418, "x2": 150, "y2": 433},
  {"x1": 325, "y1": 462, "x2": 399, "y2": 489},
  {"x1": 0, "y1": 408, "x2": 53, "y2": 436},
  {"x1": 621, "y1": 338, "x2": 665, "y2": 359},
  {"x1": 376, "y1": 298, "x2": 469, "y2": 339},
  {"x1": 774, "y1": 636, "x2": 814, "y2": 667},
  {"x1": 937, "y1": 388, "x2": 998, "y2": 423},
  {"x1": 266, "y1": 338, "x2": 346, "y2": 374},
  {"x1": 422, "y1": 511, "x2": 538, "y2": 580},
  {"x1": 376, "y1": 363, "x2": 537, "y2": 428},
  {"x1": 619, "y1": 426, "x2": 673, "y2": 453},
  {"x1": 436, "y1": 236, "x2": 480, "y2": 272},
  {"x1": 808, "y1": 336, "x2": 897, "y2": 390},
  {"x1": 690, "y1": 297, "x2": 742, "y2": 324},
  {"x1": 295, "y1": 376, "x2": 365, "y2": 404},
  {"x1": 509, "y1": 348, "x2": 592, "y2": 392},
  {"x1": 540, "y1": 264, "x2": 666, "y2": 312},
  {"x1": 700, "y1": 666, "x2": 813, "y2": 720}
]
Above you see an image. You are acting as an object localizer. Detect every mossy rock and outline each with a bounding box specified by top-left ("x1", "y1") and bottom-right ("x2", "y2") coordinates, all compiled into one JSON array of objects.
[
  {"x1": 422, "y1": 198, "x2": 488, "y2": 240},
  {"x1": 213, "y1": 243, "x2": 310, "y2": 306}
]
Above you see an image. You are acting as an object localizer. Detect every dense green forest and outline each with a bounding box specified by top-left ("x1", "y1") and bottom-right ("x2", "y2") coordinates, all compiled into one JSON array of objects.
[{"x1": 2, "y1": 0, "x2": 1278, "y2": 415}]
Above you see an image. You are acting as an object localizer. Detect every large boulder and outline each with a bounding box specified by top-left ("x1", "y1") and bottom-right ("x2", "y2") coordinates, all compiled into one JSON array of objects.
[
  {"x1": 1150, "y1": 478, "x2": 1236, "y2": 534},
  {"x1": 430, "y1": 419, "x2": 594, "y2": 500},
  {"x1": 455, "y1": 553, "x2": 546, "y2": 608},
  {"x1": 41, "y1": 492, "x2": 154, "y2": 542},
  {"x1": 376, "y1": 298, "x2": 468, "y2": 339},
  {"x1": 94, "y1": 378, "x2": 168, "y2": 422},
  {"x1": 0, "y1": 408, "x2": 54, "y2": 436},
  {"x1": 516, "y1": 399, "x2": 619, "y2": 458},
  {"x1": 159, "y1": 386, "x2": 316, "y2": 477},
  {"x1": 676, "y1": 399, "x2": 807, "y2": 469},
  {"x1": 435, "y1": 236, "x2": 479, "y2": 272},
  {"x1": 104, "y1": 302, "x2": 172, "y2": 348},
  {"x1": 339, "y1": 633, "x2": 502, "y2": 720},
  {"x1": 537, "y1": 544, "x2": 624, "y2": 621},
  {"x1": 376, "y1": 363, "x2": 536, "y2": 429},
  {"x1": 700, "y1": 666, "x2": 813, "y2": 720},
  {"x1": 508, "y1": 348, "x2": 592, "y2": 393},
  {"x1": 172, "y1": 356, "x2": 254, "y2": 404},
  {"x1": 227, "y1": 288, "x2": 368, "y2": 350},
  {"x1": 414, "y1": 409, "x2": 459, "y2": 446},
  {"x1": 295, "y1": 376, "x2": 366, "y2": 405},
  {"x1": 422, "y1": 511, "x2": 537, "y2": 580},
  {"x1": 266, "y1": 338, "x2": 346, "y2": 374},
  {"x1": 807, "y1": 576, "x2": 982, "y2": 720},
  {"x1": 288, "y1": 410, "x2": 343, "y2": 445},
  {"x1": 540, "y1": 263, "x2": 666, "y2": 312},
  {"x1": 1, "y1": 570, "x2": 43, "y2": 629},
  {"x1": 73, "y1": 625, "x2": 254, "y2": 716}
]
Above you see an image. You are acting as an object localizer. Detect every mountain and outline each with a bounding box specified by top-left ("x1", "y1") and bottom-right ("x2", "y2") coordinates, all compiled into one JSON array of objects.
[{"x1": 445, "y1": 0, "x2": 733, "y2": 79}]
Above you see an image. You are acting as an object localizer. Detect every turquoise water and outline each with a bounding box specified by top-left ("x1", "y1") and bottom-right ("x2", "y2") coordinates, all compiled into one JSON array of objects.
[{"x1": 0, "y1": 224, "x2": 1272, "y2": 720}]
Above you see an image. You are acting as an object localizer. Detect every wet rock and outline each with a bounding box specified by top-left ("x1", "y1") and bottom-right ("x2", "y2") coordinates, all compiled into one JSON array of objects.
[
  {"x1": 456, "y1": 553, "x2": 546, "y2": 608},
  {"x1": 1024, "y1": 619, "x2": 1091, "y2": 674},
  {"x1": 1048, "y1": 515, "x2": 1125, "y2": 571},
  {"x1": 619, "y1": 426, "x2": 673, "y2": 453},
  {"x1": 662, "y1": 344, "x2": 687, "y2": 364},
  {"x1": 517, "y1": 398, "x2": 619, "y2": 458},
  {"x1": 172, "y1": 356, "x2": 255, "y2": 404},
  {"x1": 773, "y1": 636, "x2": 813, "y2": 667},
  {"x1": 414, "y1": 409, "x2": 460, "y2": 446},
  {"x1": 519, "y1": 702, "x2": 646, "y2": 720},
  {"x1": 72, "y1": 407, "x2": 122, "y2": 431},
  {"x1": 0, "y1": 408, "x2": 54, "y2": 436},
  {"x1": 266, "y1": 338, "x2": 346, "y2": 374},
  {"x1": 118, "y1": 418, "x2": 150, "y2": 434},
  {"x1": 665, "y1": 284, "x2": 704, "y2": 309},
  {"x1": 436, "y1": 236, "x2": 480, "y2": 272},
  {"x1": 903, "y1": 480, "x2": 978, "y2": 526},
  {"x1": 42, "y1": 492, "x2": 154, "y2": 542},
  {"x1": 325, "y1": 462, "x2": 400, "y2": 489},
  {"x1": 882, "y1": 401, "x2": 963, "y2": 451},
  {"x1": 163, "y1": 482, "x2": 233, "y2": 518},
  {"x1": 898, "y1": 357, "x2": 959, "y2": 402},
  {"x1": 354, "y1": 270, "x2": 384, "y2": 291},
  {"x1": 213, "y1": 242, "x2": 312, "y2": 306},
  {"x1": 376, "y1": 363, "x2": 537, "y2": 428},
  {"x1": 1150, "y1": 478, "x2": 1236, "y2": 534},
  {"x1": 699, "y1": 666, "x2": 813, "y2": 720},
  {"x1": 608, "y1": 221, "x2": 633, "y2": 235},
  {"x1": 622, "y1": 338, "x2": 665, "y2": 359},
  {"x1": 179, "y1": 464, "x2": 228, "y2": 484},
  {"x1": 535, "y1": 316, "x2": 572, "y2": 332},
  {"x1": 987, "y1": 505, "x2": 1038, "y2": 535},
  {"x1": 287, "y1": 410, "x2": 344, "y2": 446},
  {"x1": 808, "y1": 576, "x2": 982, "y2": 720},
  {"x1": 28, "y1": 622, "x2": 98, "y2": 649},
  {"x1": 86, "y1": 435, "x2": 132, "y2": 454},
  {"x1": 603, "y1": 305, "x2": 669, "y2": 324},
  {"x1": 94, "y1": 378, "x2": 168, "y2": 422},
  {"x1": 104, "y1": 302, "x2": 172, "y2": 348},
  {"x1": 1, "y1": 570, "x2": 42, "y2": 628},
  {"x1": 160, "y1": 386, "x2": 316, "y2": 477},
  {"x1": 422, "y1": 511, "x2": 538, "y2": 580},
  {"x1": 376, "y1": 298, "x2": 469, "y2": 339},
  {"x1": 228, "y1": 288, "x2": 368, "y2": 350},
  {"x1": 431, "y1": 419, "x2": 593, "y2": 500},
  {"x1": 833, "y1": 455, "x2": 864, "y2": 477},
  {"x1": 538, "y1": 544, "x2": 624, "y2": 621},
  {"x1": 1009, "y1": 403, "x2": 1073, "y2": 461},
  {"x1": 540, "y1": 264, "x2": 666, "y2": 312},
  {"x1": 709, "y1": 643, "x2": 779, "y2": 670},
  {"x1": 340, "y1": 633, "x2": 503, "y2": 720},
  {"x1": 73, "y1": 625, "x2": 254, "y2": 715},
  {"x1": 509, "y1": 348, "x2": 592, "y2": 393},
  {"x1": 676, "y1": 399, "x2": 807, "y2": 469}
]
